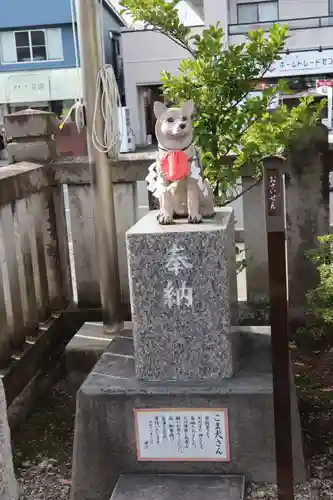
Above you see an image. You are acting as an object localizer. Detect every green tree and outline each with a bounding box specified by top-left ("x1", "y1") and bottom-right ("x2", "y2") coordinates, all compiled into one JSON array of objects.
[
  {"x1": 306, "y1": 235, "x2": 333, "y2": 327},
  {"x1": 120, "y1": 0, "x2": 325, "y2": 202}
]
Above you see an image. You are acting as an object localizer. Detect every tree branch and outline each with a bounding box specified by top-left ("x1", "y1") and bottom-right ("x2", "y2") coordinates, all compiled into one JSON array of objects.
[
  {"x1": 225, "y1": 49, "x2": 281, "y2": 114},
  {"x1": 221, "y1": 93, "x2": 278, "y2": 157},
  {"x1": 150, "y1": 25, "x2": 196, "y2": 58},
  {"x1": 221, "y1": 177, "x2": 261, "y2": 207}
]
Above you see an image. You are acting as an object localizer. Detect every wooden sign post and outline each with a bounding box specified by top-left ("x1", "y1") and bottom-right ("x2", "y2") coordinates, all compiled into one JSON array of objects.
[{"x1": 263, "y1": 157, "x2": 294, "y2": 500}]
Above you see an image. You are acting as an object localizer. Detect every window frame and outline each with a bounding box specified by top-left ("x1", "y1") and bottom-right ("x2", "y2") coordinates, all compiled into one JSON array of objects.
[
  {"x1": 330, "y1": 0, "x2": 333, "y2": 16},
  {"x1": 237, "y1": 1, "x2": 278, "y2": 24},
  {"x1": 1, "y1": 28, "x2": 63, "y2": 65},
  {"x1": 14, "y1": 29, "x2": 47, "y2": 63}
]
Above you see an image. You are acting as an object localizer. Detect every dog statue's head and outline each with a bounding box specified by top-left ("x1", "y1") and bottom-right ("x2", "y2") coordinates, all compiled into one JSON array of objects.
[{"x1": 154, "y1": 100, "x2": 195, "y2": 151}]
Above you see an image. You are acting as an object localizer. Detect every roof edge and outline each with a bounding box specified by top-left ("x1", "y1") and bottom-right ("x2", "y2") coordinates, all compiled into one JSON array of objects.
[{"x1": 103, "y1": 0, "x2": 127, "y2": 27}]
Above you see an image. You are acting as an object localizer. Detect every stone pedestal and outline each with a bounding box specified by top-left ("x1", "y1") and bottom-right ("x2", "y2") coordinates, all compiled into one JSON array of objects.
[
  {"x1": 110, "y1": 474, "x2": 245, "y2": 500},
  {"x1": 70, "y1": 207, "x2": 306, "y2": 500},
  {"x1": 126, "y1": 208, "x2": 238, "y2": 381},
  {"x1": 5, "y1": 109, "x2": 59, "y2": 164},
  {"x1": 70, "y1": 331, "x2": 306, "y2": 500}
]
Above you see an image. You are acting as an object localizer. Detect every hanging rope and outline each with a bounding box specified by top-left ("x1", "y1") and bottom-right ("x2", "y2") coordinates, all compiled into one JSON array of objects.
[
  {"x1": 91, "y1": 63, "x2": 122, "y2": 159},
  {"x1": 60, "y1": 0, "x2": 122, "y2": 157},
  {"x1": 90, "y1": 0, "x2": 122, "y2": 158}
]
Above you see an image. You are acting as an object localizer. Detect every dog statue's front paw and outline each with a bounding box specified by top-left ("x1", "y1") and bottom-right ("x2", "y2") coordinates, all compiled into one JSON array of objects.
[
  {"x1": 188, "y1": 213, "x2": 202, "y2": 224},
  {"x1": 157, "y1": 212, "x2": 174, "y2": 225}
]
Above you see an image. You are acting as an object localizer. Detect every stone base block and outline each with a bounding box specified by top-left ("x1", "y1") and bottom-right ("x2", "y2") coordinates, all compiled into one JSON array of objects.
[
  {"x1": 65, "y1": 322, "x2": 132, "y2": 393},
  {"x1": 65, "y1": 322, "x2": 108, "y2": 392},
  {"x1": 5, "y1": 109, "x2": 58, "y2": 139},
  {"x1": 110, "y1": 474, "x2": 245, "y2": 500},
  {"x1": 71, "y1": 332, "x2": 306, "y2": 500},
  {"x1": 7, "y1": 139, "x2": 59, "y2": 163},
  {"x1": 126, "y1": 208, "x2": 238, "y2": 382}
]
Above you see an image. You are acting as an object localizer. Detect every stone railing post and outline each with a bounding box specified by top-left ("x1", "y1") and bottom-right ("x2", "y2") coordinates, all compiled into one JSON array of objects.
[
  {"x1": 5, "y1": 109, "x2": 59, "y2": 163},
  {"x1": 285, "y1": 125, "x2": 331, "y2": 327},
  {"x1": 241, "y1": 165, "x2": 269, "y2": 304},
  {"x1": 0, "y1": 378, "x2": 18, "y2": 500}
]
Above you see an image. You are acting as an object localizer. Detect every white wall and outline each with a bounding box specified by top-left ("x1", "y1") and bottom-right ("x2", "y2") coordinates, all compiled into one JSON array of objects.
[
  {"x1": 229, "y1": 25, "x2": 333, "y2": 51},
  {"x1": 278, "y1": 0, "x2": 329, "y2": 19},
  {"x1": 122, "y1": 28, "x2": 202, "y2": 145},
  {"x1": 285, "y1": 26, "x2": 333, "y2": 50},
  {"x1": 0, "y1": 67, "x2": 82, "y2": 104},
  {"x1": 203, "y1": 0, "x2": 229, "y2": 37}
]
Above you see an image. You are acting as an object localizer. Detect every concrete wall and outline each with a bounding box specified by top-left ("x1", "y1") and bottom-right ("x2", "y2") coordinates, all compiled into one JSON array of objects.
[
  {"x1": 278, "y1": 0, "x2": 330, "y2": 19},
  {"x1": 122, "y1": 28, "x2": 202, "y2": 145},
  {"x1": 284, "y1": 26, "x2": 333, "y2": 50},
  {"x1": 229, "y1": 25, "x2": 333, "y2": 50},
  {"x1": 203, "y1": 0, "x2": 229, "y2": 35}
]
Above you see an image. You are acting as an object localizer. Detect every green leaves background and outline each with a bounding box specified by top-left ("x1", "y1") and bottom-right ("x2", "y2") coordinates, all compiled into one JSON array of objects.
[{"x1": 121, "y1": 0, "x2": 325, "y2": 203}]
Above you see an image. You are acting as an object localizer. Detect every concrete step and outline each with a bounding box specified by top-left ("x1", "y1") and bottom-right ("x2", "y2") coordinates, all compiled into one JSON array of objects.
[
  {"x1": 110, "y1": 474, "x2": 245, "y2": 500},
  {"x1": 65, "y1": 321, "x2": 132, "y2": 392}
]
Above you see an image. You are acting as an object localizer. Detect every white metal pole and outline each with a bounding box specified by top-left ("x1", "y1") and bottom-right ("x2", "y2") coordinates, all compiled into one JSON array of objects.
[
  {"x1": 77, "y1": 0, "x2": 122, "y2": 330},
  {"x1": 328, "y1": 85, "x2": 333, "y2": 130}
]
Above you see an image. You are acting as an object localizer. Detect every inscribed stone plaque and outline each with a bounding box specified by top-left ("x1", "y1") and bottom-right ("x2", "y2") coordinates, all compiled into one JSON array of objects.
[{"x1": 134, "y1": 408, "x2": 230, "y2": 462}]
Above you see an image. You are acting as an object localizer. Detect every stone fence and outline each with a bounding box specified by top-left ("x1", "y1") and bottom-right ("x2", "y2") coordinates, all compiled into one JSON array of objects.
[{"x1": 0, "y1": 109, "x2": 331, "y2": 383}]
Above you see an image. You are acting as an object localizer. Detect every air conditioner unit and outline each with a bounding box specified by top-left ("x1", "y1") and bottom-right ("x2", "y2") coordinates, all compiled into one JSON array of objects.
[{"x1": 118, "y1": 106, "x2": 135, "y2": 153}]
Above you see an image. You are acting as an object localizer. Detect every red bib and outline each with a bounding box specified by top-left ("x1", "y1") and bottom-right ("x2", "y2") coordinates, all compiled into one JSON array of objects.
[{"x1": 160, "y1": 151, "x2": 189, "y2": 182}]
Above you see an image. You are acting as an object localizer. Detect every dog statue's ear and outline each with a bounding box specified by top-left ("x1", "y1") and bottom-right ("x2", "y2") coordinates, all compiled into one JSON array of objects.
[
  {"x1": 154, "y1": 101, "x2": 167, "y2": 119},
  {"x1": 181, "y1": 100, "x2": 195, "y2": 117}
]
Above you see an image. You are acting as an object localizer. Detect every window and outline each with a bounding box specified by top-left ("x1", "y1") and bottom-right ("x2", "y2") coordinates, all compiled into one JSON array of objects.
[
  {"x1": 330, "y1": 0, "x2": 333, "y2": 15},
  {"x1": 0, "y1": 28, "x2": 63, "y2": 64},
  {"x1": 237, "y1": 1, "x2": 278, "y2": 24},
  {"x1": 15, "y1": 30, "x2": 46, "y2": 62}
]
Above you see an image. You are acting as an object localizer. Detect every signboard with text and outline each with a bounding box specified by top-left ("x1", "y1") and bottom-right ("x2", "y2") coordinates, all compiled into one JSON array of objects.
[
  {"x1": 316, "y1": 79, "x2": 333, "y2": 95},
  {"x1": 134, "y1": 408, "x2": 230, "y2": 461},
  {"x1": 6, "y1": 74, "x2": 51, "y2": 103},
  {"x1": 266, "y1": 50, "x2": 333, "y2": 78}
]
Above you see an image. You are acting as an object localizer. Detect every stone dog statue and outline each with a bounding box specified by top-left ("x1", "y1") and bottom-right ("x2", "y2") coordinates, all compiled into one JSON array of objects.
[{"x1": 146, "y1": 100, "x2": 215, "y2": 224}]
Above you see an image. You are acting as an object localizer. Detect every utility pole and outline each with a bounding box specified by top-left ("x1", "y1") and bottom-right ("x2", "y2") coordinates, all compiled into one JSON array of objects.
[{"x1": 77, "y1": 0, "x2": 121, "y2": 331}]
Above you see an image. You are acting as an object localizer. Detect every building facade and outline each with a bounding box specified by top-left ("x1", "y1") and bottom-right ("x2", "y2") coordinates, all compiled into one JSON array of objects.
[
  {"x1": 0, "y1": 0, "x2": 125, "y2": 125},
  {"x1": 122, "y1": 0, "x2": 333, "y2": 146}
]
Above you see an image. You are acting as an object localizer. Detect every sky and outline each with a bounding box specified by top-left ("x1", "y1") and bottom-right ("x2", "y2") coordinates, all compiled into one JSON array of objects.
[{"x1": 110, "y1": 0, "x2": 203, "y2": 27}]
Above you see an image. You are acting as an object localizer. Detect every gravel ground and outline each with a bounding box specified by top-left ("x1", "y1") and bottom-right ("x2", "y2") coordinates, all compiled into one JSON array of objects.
[
  {"x1": 11, "y1": 378, "x2": 74, "y2": 500},
  {"x1": 9, "y1": 376, "x2": 333, "y2": 499}
]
